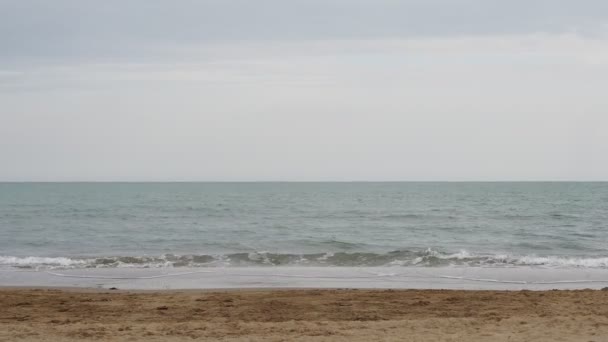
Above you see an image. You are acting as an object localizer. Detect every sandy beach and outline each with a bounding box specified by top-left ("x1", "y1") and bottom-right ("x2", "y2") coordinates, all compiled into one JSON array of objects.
[{"x1": 2, "y1": 288, "x2": 608, "y2": 341}]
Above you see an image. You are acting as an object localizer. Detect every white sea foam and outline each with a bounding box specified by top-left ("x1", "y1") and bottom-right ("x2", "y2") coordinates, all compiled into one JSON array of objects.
[
  {"x1": 513, "y1": 255, "x2": 608, "y2": 268},
  {"x1": 3, "y1": 251, "x2": 608, "y2": 269},
  {"x1": 0, "y1": 256, "x2": 87, "y2": 267}
]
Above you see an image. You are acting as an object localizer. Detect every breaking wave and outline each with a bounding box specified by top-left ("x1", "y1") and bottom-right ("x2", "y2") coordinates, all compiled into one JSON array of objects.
[{"x1": 4, "y1": 249, "x2": 608, "y2": 270}]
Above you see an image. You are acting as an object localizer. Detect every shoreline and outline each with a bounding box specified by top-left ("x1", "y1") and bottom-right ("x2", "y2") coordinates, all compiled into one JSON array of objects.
[
  {"x1": 3, "y1": 288, "x2": 608, "y2": 341},
  {"x1": 3, "y1": 266, "x2": 608, "y2": 291}
]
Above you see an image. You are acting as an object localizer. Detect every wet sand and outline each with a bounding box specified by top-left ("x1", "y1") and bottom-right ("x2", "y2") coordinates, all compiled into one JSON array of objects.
[
  {"x1": 2, "y1": 288, "x2": 608, "y2": 341},
  {"x1": 6, "y1": 266, "x2": 608, "y2": 290}
]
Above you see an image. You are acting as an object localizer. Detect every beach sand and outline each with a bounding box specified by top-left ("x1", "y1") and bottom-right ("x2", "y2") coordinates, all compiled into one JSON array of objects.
[{"x1": 2, "y1": 288, "x2": 607, "y2": 341}]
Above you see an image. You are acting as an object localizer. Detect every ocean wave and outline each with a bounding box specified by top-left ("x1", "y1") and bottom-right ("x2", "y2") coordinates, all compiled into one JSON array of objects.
[
  {"x1": 3, "y1": 250, "x2": 608, "y2": 269},
  {"x1": 0, "y1": 256, "x2": 88, "y2": 267}
]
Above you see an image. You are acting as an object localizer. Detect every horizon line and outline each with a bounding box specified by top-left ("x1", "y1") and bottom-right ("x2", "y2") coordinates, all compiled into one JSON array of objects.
[{"x1": 0, "y1": 180, "x2": 606, "y2": 183}]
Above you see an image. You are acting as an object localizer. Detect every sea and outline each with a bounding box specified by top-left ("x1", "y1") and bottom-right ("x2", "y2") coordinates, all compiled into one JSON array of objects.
[{"x1": 1, "y1": 182, "x2": 607, "y2": 271}]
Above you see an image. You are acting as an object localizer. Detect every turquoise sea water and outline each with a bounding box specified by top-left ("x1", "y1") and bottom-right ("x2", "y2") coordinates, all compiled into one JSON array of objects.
[{"x1": 1, "y1": 182, "x2": 607, "y2": 269}]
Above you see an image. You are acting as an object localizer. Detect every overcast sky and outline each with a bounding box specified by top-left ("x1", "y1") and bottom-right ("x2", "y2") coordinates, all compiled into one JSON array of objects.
[{"x1": 1, "y1": 0, "x2": 607, "y2": 181}]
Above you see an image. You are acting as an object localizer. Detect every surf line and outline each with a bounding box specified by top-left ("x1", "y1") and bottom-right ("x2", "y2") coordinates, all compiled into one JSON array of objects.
[
  {"x1": 364, "y1": 271, "x2": 608, "y2": 285},
  {"x1": 44, "y1": 270, "x2": 215, "y2": 280},
  {"x1": 43, "y1": 270, "x2": 608, "y2": 285},
  {"x1": 427, "y1": 275, "x2": 608, "y2": 285}
]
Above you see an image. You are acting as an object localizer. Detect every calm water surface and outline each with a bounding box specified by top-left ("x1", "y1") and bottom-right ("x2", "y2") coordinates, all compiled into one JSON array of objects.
[{"x1": 1, "y1": 182, "x2": 607, "y2": 269}]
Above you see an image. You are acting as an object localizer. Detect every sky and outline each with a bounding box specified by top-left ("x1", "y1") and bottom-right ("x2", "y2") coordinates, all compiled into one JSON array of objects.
[{"x1": 1, "y1": 0, "x2": 608, "y2": 181}]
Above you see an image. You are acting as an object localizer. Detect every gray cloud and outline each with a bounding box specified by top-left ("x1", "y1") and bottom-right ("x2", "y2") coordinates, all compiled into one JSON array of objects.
[
  {"x1": 2, "y1": 0, "x2": 608, "y2": 63},
  {"x1": 1, "y1": 1, "x2": 608, "y2": 181}
]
